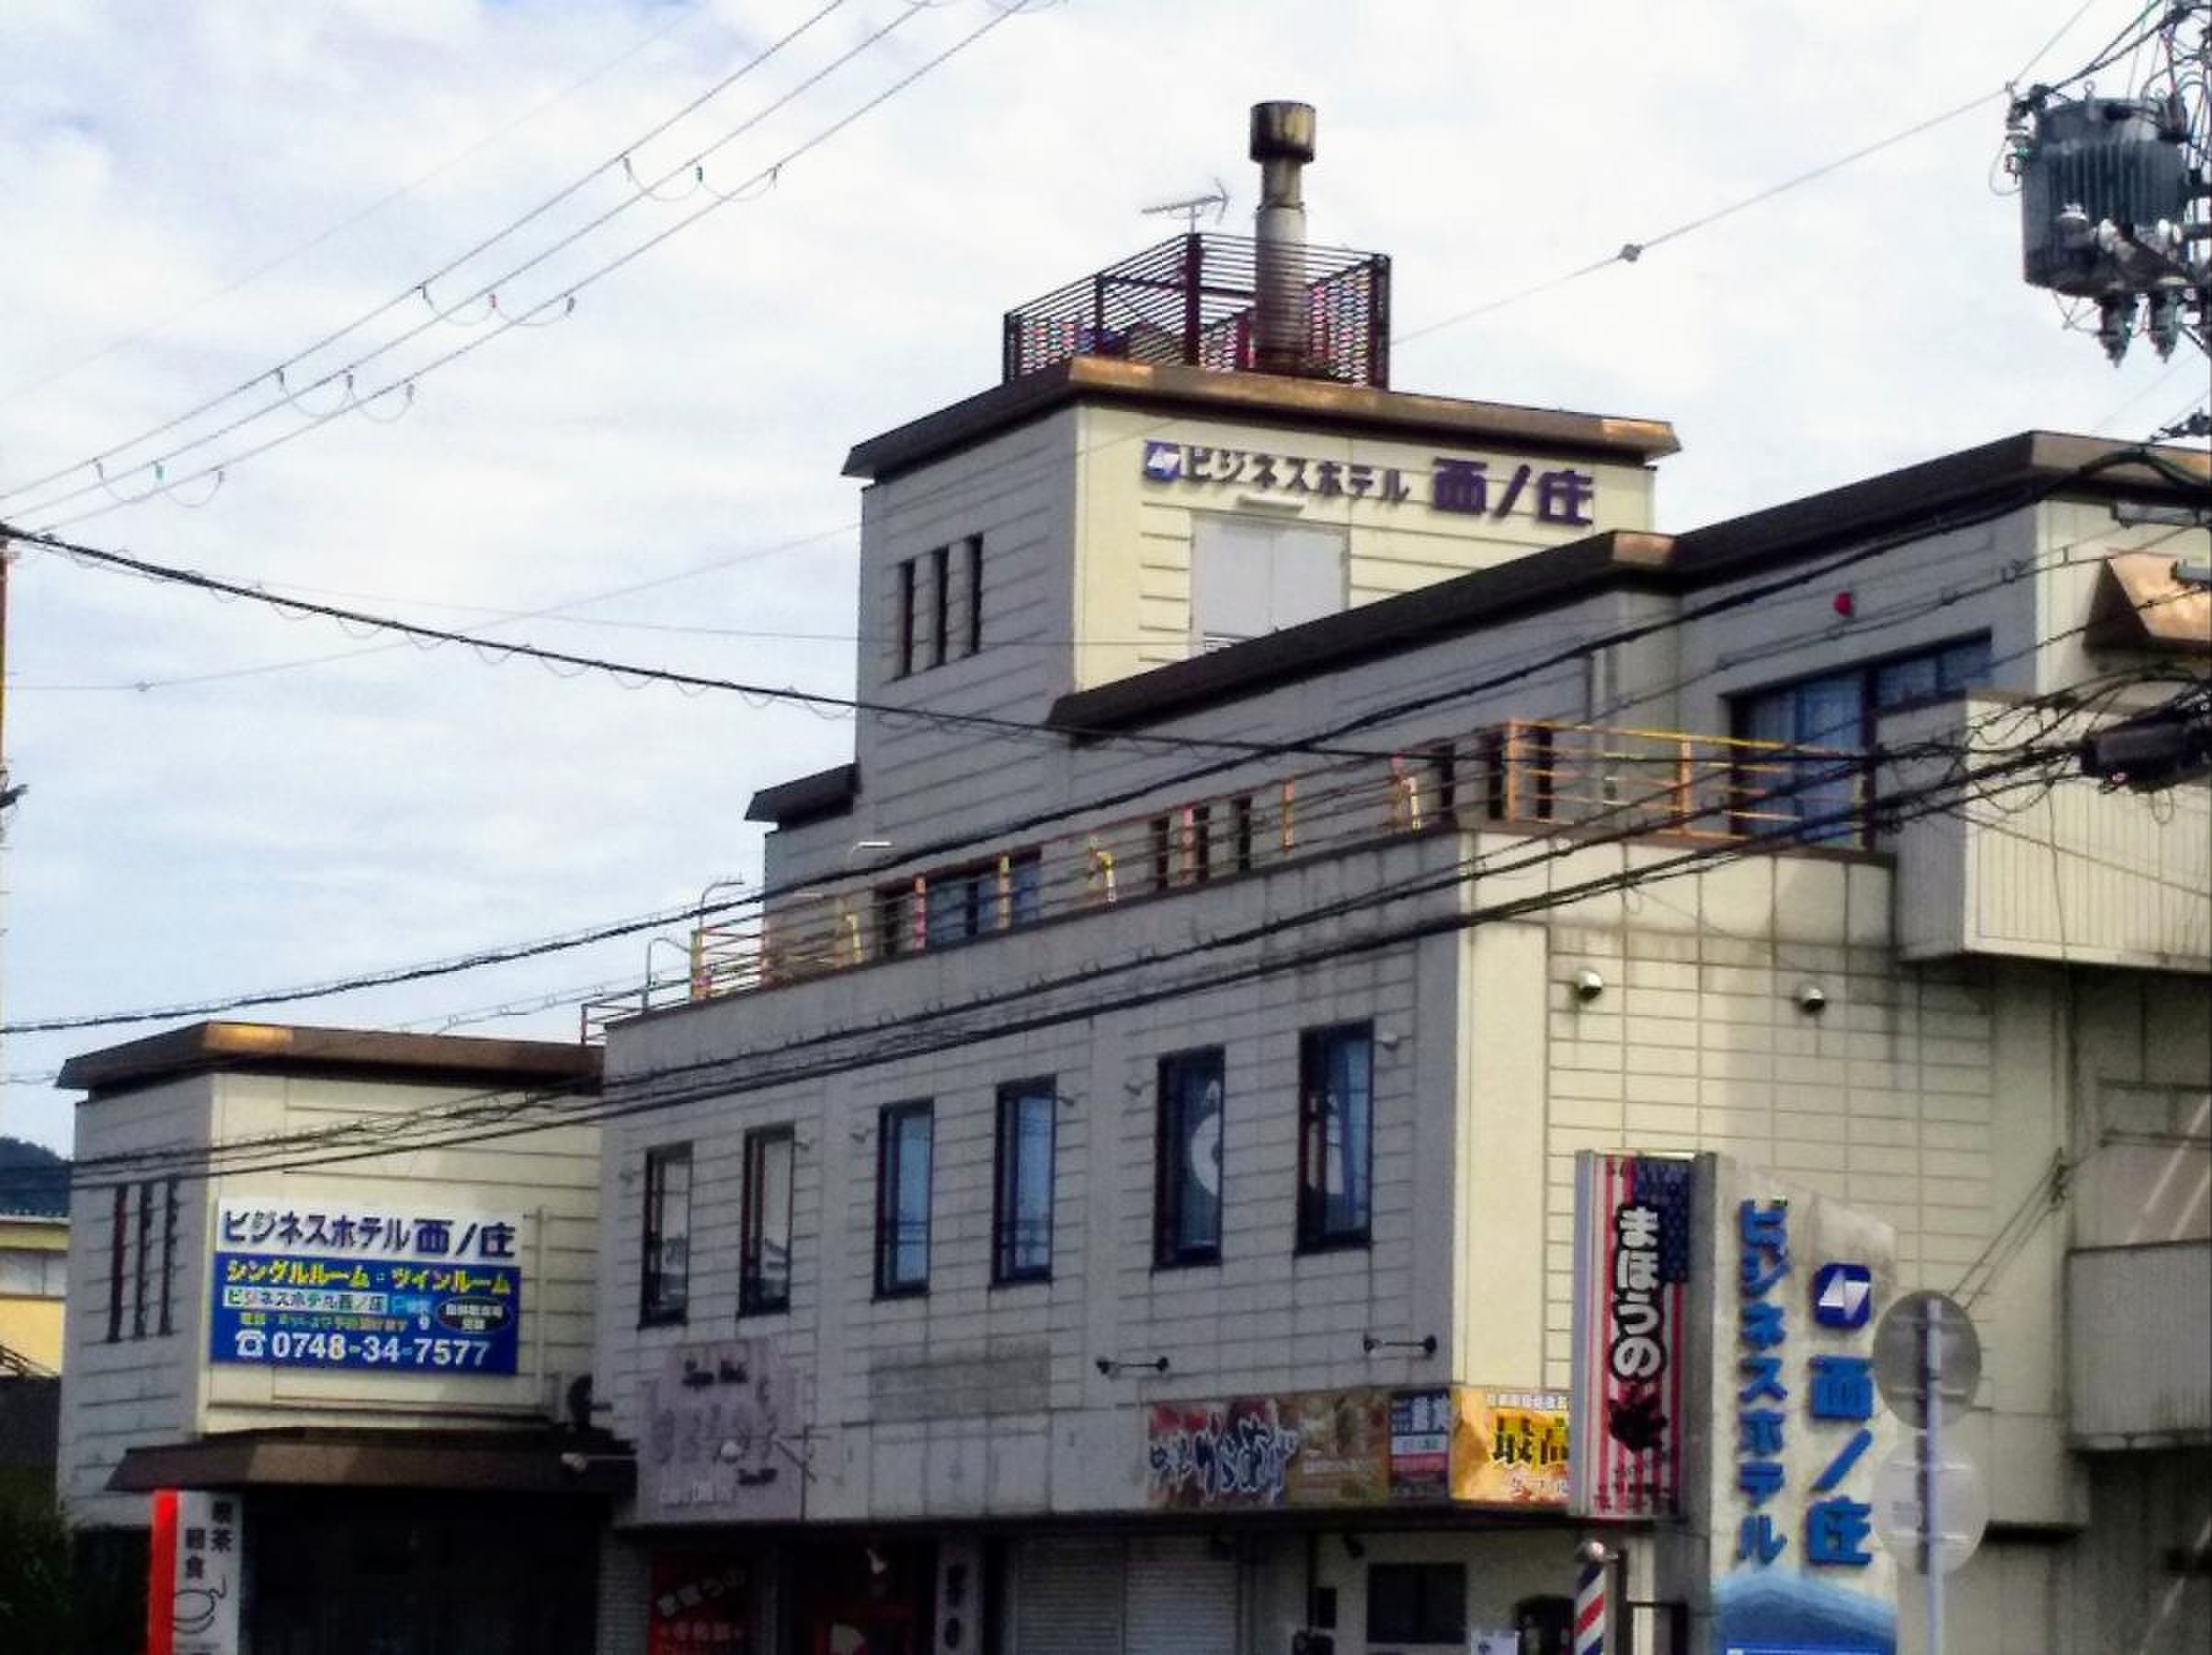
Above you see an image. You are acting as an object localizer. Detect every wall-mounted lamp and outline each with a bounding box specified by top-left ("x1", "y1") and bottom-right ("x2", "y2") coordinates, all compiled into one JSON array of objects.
[
  {"x1": 865, "y1": 1545, "x2": 891, "y2": 1578},
  {"x1": 1362, "y1": 1333, "x2": 1438, "y2": 1358},
  {"x1": 1572, "y1": 967, "x2": 1606, "y2": 1003},
  {"x1": 1340, "y1": 1534, "x2": 1366, "y2": 1560},
  {"x1": 1096, "y1": 1355, "x2": 1171, "y2": 1377},
  {"x1": 1374, "y1": 1028, "x2": 1403, "y2": 1051},
  {"x1": 1795, "y1": 981, "x2": 1829, "y2": 1015}
]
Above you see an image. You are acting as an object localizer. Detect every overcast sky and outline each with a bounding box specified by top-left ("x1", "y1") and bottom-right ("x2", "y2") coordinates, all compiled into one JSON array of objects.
[{"x1": 1, "y1": 0, "x2": 2203, "y2": 1156}]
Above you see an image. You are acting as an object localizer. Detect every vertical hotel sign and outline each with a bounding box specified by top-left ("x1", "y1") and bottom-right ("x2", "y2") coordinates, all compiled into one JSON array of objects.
[{"x1": 1569, "y1": 1151, "x2": 1694, "y2": 1518}]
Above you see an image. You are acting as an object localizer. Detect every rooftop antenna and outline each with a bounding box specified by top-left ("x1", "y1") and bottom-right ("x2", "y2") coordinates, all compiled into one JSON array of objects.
[{"x1": 1141, "y1": 178, "x2": 1230, "y2": 233}]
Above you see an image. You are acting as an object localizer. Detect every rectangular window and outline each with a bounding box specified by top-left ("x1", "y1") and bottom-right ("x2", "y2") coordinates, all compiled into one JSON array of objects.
[
  {"x1": 105, "y1": 1185, "x2": 128, "y2": 1343},
  {"x1": 1731, "y1": 633, "x2": 1992, "y2": 844},
  {"x1": 895, "y1": 558, "x2": 918, "y2": 678},
  {"x1": 1299, "y1": 1023, "x2": 1374, "y2": 1250},
  {"x1": 640, "y1": 1144, "x2": 692, "y2": 1325},
  {"x1": 875, "y1": 1101, "x2": 933, "y2": 1296},
  {"x1": 1231, "y1": 795, "x2": 1255, "y2": 873},
  {"x1": 132, "y1": 1179, "x2": 154, "y2": 1339},
  {"x1": 1156, "y1": 1048, "x2": 1226, "y2": 1266},
  {"x1": 1191, "y1": 516, "x2": 1348, "y2": 650},
  {"x1": 994, "y1": 1079, "x2": 1056, "y2": 1284},
  {"x1": 739, "y1": 1126, "x2": 795, "y2": 1317},
  {"x1": 157, "y1": 1177, "x2": 179, "y2": 1336},
  {"x1": 930, "y1": 543, "x2": 951, "y2": 668},
  {"x1": 1366, "y1": 1563, "x2": 1466, "y2": 1644},
  {"x1": 964, "y1": 534, "x2": 984, "y2": 656},
  {"x1": 918, "y1": 852, "x2": 1043, "y2": 948}
]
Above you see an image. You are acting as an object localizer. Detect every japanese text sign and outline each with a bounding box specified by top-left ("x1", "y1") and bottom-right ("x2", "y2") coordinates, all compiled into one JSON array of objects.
[
  {"x1": 1569, "y1": 1152, "x2": 1694, "y2": 1518},
  {"x1": 147, "y1": 1490, "x2": 241, "y2": 1655}
]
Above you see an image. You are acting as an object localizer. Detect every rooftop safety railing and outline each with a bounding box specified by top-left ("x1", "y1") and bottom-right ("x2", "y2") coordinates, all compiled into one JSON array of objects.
[{"x1": 578, "y1": 721, "x2": 1864, "y2": 1041}]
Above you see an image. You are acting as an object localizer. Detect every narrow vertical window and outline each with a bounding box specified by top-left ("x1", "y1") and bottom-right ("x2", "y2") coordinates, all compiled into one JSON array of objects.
[
  {"x1": 1149, "y1": 816, "x2": 1173, "y2": 891},
  {"x1": 895, "y1": 559, "x2": 918, "y2": 678},
  {"x1": 994, "y1": 1079, "x2": 1056, "y2": 1284},
  {"x1": 964, "y1": 534, "x2": 984, "y2": 656},
  {"x1": 1232, "y1": 795, "x2": 1255, "y2": 873},
  {"x1": 1156, "y1": 1048, "x2": 1226, "y2": 1266},
  {"x1": 132, "y1": 1179, "x2": 154, "y2": 1339},
  {"x1": 1298, "y1": 1023, "x2": 1374, "y2": 1250},
  {"x1": 158, "y1": 1177, "x2": 179, "y2": 1336},
  {"x1": 105, "y1": 1185, "x2": 128, "y2": 1343},
  {"x1": 739, "y1": 1127, "x2": 795, "y2": 1317},
  {"x1": 641, "y1": 1144, "x2": 692, "y2": 1325},
  {"x1": 875, "y1": 1101, "x2": 933, "y2": 1296},
  {"x1": 930, "y1": 544, "x2": 951, "y2": 668}
]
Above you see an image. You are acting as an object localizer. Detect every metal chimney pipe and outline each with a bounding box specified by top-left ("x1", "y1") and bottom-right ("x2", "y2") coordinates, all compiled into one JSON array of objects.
[{"x1": 1249, "y1": 100, "x2": 1316, "y2": 376}]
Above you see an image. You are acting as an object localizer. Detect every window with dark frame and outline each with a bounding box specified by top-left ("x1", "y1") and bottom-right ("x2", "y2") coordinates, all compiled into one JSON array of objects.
[
  {"x1": 895, "y1": 558, "x2": 918, "y2": 678},
  {"x1": 640, "y1": 1143, "x2": 692, "y2": 1325},
  {"x1": 1298, "y1": 1022, "x2": 1374, "y2": 1250},
  {"x1": 964, "y1": 534, "x2": 984, "y2": 656},
  {"x1": 993, "y1": 1079, "x2": 1056, "y2": 1284},
  {"x1": 739, "y1": 1126, "x2": 795, "y2": 1317},
  {"x1": 930, "y1": 543, "x2": 951, "y2": 668},
  {"x1": 875, "y1": 1101, "x2": 933, "y2": 1296},
  {"x1": 158, "y1": 1177, "x2": 179, "y2": 1336},
  {"x1": 1366, "y1": 1562, "x2": 1467, "y2": 1644},
  {"x1": 1731, "y1": 633, "x2": 1993, "y2": 844},
  {"x1": 131, "y1": 1178, "x2": 154, "y2": 1339},
  {"x1": 1156, "y1": 1047, "x2": 1226, "y2": 1267},
  {"x1": 900, "y1": 851, "x2": 1044, "y2": 953},
  {"x1": 105, "y1": 1185, "x2": 127, "y2": 1343}
]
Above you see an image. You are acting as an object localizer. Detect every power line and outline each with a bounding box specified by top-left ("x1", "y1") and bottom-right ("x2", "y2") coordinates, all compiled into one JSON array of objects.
[
  {"x1": 0, "y1": 0, "x2": 711, "y2": 405},
  {"x1": 0, "y1": 0, "x2": 859, "y2": 506},
  {"x1": 6, "y1": 713, "x2": 2120, "y2": 1195},
  {"x1": 2, "y1": 448, "x2": 2190, "y2": 1039},
  {"x1": 1393, "y1": 88, "x2": 2002, "y2": 347},
  {"x1": 0, "y1": 522, "x2": 1398, "y2": 761},
  {"x1": 11, "y1": 1, "x2": 1035, "y2": 530}
]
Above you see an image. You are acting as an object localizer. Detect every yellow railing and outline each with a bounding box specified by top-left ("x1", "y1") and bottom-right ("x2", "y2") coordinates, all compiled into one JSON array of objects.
[{"x1": 578, "y1": 720, "x2": 1863, "y2": 1040}]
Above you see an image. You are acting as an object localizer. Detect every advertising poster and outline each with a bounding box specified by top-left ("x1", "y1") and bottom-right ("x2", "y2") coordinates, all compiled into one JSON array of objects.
[
  {"x1": 1451, "y1": 1387, "x2": 1570, "y2": 1506},
  {"x1": 146, "y1": 1489, "x2": 241, "y2": 1655},
  {"x1": 1387, "y1": 1387, "x2": 1452, "y2": 1500},
  {"x1": 647, "y1": 1556, "x2": 749, "y2": 1655},
  {"x1": 1569, "y1": 1152, "x2": 1694, "y2": 1518},
  {"x1": 1146, "y1": 1388, "x2": 1388, "y2": 1509},
  {"x1": 209, "y1": 1198, "x2": 522, "y2": 1375},
  {"x1": 638, "y1": 1340, "x2": 804, "y2": 1524}
]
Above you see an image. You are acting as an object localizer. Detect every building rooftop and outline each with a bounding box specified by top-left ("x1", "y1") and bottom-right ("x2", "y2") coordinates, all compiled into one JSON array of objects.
[{"x1": 60, "y1": 1021, "x2": 602, "y2": 1100}]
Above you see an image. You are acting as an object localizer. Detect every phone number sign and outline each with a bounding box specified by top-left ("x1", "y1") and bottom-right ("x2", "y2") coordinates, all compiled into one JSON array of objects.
[{"x1": 209, "y1": 1251, "x2": 521, "y2": 1375}]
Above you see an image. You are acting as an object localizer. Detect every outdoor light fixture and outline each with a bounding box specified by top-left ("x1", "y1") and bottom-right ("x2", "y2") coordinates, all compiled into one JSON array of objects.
[
  {"x1": 1361, "y1": 1333, "x2": 1438, "y2": 1357},
  {"x1": 1095, "y1": 1355, "x2": 1170, "y2": 1376},
  {"x1": 1796, "y1": 981, "x2": 1829, "y2": 1014},
  {"x1": 1573, "y1": 967, "x2": 1606, "y2": 1002}
]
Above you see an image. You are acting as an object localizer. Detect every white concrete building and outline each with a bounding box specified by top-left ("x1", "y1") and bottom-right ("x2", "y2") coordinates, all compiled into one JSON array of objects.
[
  {"x1": 586, "y1": 150, "x2": 2211, "y2": 1654},
  {"x1": 54, "y1": 1020, "x2": 614, "y2": 1651}
]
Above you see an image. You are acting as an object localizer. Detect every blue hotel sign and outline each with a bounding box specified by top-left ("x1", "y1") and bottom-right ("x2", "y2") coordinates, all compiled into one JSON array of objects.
[{"x1": 209, "y1": 1198, "x2": 523, "y2": 1375}]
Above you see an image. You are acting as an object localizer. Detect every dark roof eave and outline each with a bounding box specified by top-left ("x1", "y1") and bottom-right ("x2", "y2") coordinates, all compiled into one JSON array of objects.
[
  {"x1": 60, "y1": 1022, "x2": 603, "y2": 1098},
  {"x1": 108, "y1": 1426, "x2": 634, "y2": 1498},
  {"x1": 1044, "y1": 431, "x2": 2212, "y2": 737},
  {"x1": 745, "y1": 761, "x2": 860, "y2": 828},
  {"x1": 843, "y1": 357, "x2": 1680, "y2": 482}
]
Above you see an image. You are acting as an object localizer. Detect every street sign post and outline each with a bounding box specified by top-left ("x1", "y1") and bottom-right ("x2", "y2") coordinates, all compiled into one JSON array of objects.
[{"x1": 1871, "y1": 1292, "x2": 1986, "y2": 1655}]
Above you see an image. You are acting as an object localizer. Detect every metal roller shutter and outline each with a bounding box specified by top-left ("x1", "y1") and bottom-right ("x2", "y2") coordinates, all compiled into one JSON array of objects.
[
  {"x1": 1123, "y1": 1535, "x2": 1237, "y2": 1655},
  {"x1": 1012, "y1": 1537, "x2": 1124, "y2": 1655}
]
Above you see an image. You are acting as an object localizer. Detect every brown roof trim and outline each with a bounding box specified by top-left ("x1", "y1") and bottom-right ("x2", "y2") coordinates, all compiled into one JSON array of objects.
[
  {"x1": 746, "y1": 760, "x2": 860, "y2": 828},
  {"x1": 1050, "y1": 531, "x2": 1677, "y2": 736},
  {"x1": 843, "y1": 356, "x2": 1680, "y2": 483},
  {"x1": 1048, "y1": 431, "x2": 2211, "y2": 736},
  {"x1": 108, "y1": 1426, "x2": 633, "y2": 1498},
  {"x1": 61, "y1": 1022, "x2": 602, "y2": 1098}
]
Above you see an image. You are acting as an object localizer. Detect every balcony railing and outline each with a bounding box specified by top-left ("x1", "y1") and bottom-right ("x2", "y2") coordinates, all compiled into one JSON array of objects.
[{"x1": 579, "y1": 721, "x2": 1862, "y2": 1040}]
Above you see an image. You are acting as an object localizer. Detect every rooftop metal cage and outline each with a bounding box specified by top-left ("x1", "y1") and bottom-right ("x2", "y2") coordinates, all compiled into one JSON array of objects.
[{"x1": 1000, "y1": 232, "x2": 1391, "y2": 387}]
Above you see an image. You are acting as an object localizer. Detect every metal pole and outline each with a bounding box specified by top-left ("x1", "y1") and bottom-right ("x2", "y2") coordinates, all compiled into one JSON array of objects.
[{"x1": 1922, "y1": 1296, "x2": 1944, "y2": 1655}]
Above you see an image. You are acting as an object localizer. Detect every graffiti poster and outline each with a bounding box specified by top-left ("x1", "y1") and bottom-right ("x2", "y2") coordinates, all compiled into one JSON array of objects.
[
  {"x1": 638, "y1": 1340, "x2": 804, "y2": 1524},
  {"x1": 1146, "y1": 1388, "x2": 1388, "y2": 1509},
  {"x1": 1568, "y1": 1152, "x2": 1694, "y2": 1518}
]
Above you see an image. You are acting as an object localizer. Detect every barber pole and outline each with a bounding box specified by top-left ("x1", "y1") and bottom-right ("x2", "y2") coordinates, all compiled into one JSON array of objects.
[{"x1": 1573, "y1": 1557, "x2": 1607, "y2": 1655}]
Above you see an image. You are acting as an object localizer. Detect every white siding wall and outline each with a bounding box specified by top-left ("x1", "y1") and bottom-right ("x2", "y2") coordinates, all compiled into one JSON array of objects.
[{"x1": 62, "y1": 1076, "x2": 211, "y2": 1527}]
